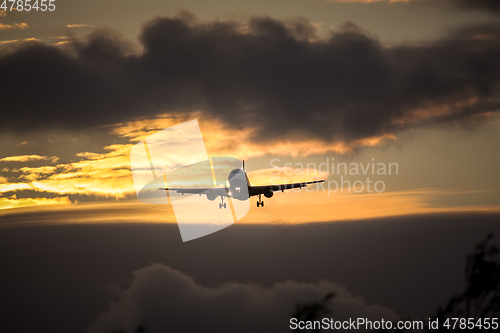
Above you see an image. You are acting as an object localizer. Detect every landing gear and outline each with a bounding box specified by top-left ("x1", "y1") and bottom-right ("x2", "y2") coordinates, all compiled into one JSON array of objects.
[
  {"x1": 219, "y1": 197, "x2": 227, "y2": 209},
  {"x1": 257, "y1": 194, "x2": 264, "y2": 207}
]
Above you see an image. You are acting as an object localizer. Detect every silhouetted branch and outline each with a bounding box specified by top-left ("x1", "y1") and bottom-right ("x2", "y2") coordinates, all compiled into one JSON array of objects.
[{"x1": 292, "y1": 292, "x2": 336, "y2": 333}]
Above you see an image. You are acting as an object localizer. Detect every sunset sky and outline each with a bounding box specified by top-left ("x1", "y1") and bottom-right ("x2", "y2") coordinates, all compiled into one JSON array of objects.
[
  {"x1": 1, "y1": 1, "x2": 500, "y2": 332},
  {"x1": 1, "y1": 0, "x2": 500, "y2": 223}
]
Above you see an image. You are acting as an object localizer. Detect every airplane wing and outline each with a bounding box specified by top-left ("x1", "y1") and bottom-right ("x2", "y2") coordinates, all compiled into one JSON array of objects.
[
  {"x1": 158, "y1": 187, "x2": 230, "y2": 196},
  {"x1": 249, "y1": 180, "x2": 325, "y2": 196}
]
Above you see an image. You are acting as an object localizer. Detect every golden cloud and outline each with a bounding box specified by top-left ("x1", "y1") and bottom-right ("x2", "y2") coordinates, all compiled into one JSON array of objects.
[
  {"x1": 19, "y1": 166, "x2": 57, "y2": 181},
  {"x1": 53, "y1": 41, "x2": 71, "y2": 46},
  {"x1": 0, "y1": 114, "x2": 431, "y2": 216},
  {"x1": 0, "y1": 183, "x2": 31, "y2": 193},
  {"x1": 0, "y1": 114, "x2": 398, "y2": 209},
  {"x1": 0, "y1": 145, "x2": 135, "y2": 201},
  {"x1": 0, "y1": 196, "x2": 71, "y2": 211},
  {"x1": 391, "y1": 97, "x2": 490, "y2": 126},
  {"x1": 66, "y1": 24, "x2": 96, "y2": 28},
  {"x1": 0, "y1": 22, "x2": 29, "y2": 30},
  {"x1": 1, "y1": 155, "x2": 47, "y2": 162},
  {"x1": 16, "y1": 141, "x2": 28, "y2": 147},
  {"x1": 2, "y1": 188, "x2": 498, "y2": 226},
  {"x1": 111, "y1": 113, "x2": 396, "y2": 159},
  {"x1": 0, "y1": 39, "x2": 19, "y2": 45},
  {"x1": 17, "y1": 143, "x2": 134, "y2": 199},
  {"x1": 0, "y1": 38, "x2": 40, "y2": 45}
]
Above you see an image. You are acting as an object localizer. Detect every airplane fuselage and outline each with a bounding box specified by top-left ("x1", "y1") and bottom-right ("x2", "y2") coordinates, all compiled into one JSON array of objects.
[{"x1": 227, "y1": 168, "x2": 251, "y2": 201}]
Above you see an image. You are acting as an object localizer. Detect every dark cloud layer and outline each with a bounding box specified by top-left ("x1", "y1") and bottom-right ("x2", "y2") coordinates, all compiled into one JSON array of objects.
[
  {"x1": 1, "y1": 13, "x2": 499, "y2": 143},
  {"x1": 447, "y1": 0, "x2": 500, "y2": 13},
  {"x1": 1, "y1": 213, "x2": 500, "y2": 332}
]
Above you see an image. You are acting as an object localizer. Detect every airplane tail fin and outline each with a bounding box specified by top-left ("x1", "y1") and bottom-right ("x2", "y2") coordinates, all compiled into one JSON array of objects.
[{"x1": 242, "y1": 160, "x2": 245, "y2": 171}]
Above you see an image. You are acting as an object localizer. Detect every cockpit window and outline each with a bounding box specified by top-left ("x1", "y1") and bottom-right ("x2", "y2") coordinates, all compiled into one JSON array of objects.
[{"x1": 228, "y1": 169, "x2": 241, "y2": 179}]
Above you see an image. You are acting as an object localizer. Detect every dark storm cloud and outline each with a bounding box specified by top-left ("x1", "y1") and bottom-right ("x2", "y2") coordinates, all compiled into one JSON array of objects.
[{"x1": 1, "y1": 13, "x2": 499, "y2": 143}]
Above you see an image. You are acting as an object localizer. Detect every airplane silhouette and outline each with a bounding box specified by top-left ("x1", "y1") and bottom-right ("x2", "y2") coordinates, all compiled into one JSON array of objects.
[{"x1": 159, "y1": 161, "x2": 325, "y2": 208}]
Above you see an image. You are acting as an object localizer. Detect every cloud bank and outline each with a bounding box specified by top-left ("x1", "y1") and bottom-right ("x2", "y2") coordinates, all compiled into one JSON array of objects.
[
  {"x1": 88, "y1": 264, "x2": 398, "y2": 333},
  {"x1": 321, "y1": 0, "x2": 500, "y2": 14},
  {"x1": 1, "y1": 13, "x2": 499, "y2": 144},
  {"x1": 0, "y1": 154, "x2": 57, "y2": 162}
]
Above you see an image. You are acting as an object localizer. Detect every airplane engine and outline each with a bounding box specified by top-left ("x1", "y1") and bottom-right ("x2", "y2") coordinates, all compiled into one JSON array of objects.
[
  {"x1": 206, "y1": 189, "x2": 217, "y2": 201},
  {"x1": 264, "y1": 186, "x2": 274, "y2": 198}
]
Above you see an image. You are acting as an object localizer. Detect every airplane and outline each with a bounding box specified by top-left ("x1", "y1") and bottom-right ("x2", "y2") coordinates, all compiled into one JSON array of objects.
[{"x1": 159, "y1": 161, "x2": 325, "y2": 208}]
